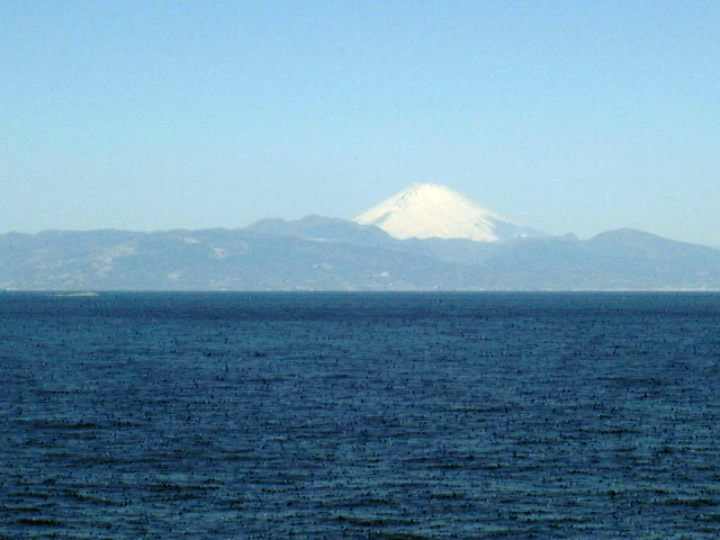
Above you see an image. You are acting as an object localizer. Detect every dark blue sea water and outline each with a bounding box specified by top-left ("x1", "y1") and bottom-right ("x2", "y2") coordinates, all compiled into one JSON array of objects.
[{"x1": 1, "y1": 292, "x2": 720, "y2": 539}]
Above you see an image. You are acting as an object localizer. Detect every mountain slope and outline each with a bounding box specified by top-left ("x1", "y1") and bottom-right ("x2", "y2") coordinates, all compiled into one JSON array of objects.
[
  {"x1": 354, "y1": 183, "x2": 540, "y2": 242},
  {"x1": 2, "y1": 219, "x2": 720, "y2": 291},
  {"x1": 246, "y1": 215, "x2": 394, "y2": 248},
  {"x1": 0, "y1": 228, "x2": 461, "y2": 291},
  {"x1": 468, "y1": 230, "x2": 720, "y2": 290}
]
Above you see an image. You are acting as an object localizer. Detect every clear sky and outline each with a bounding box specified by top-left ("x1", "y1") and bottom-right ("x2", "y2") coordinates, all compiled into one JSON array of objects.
[{"x1": 2, "y1": 1, "x2": 718, "y2": 243}]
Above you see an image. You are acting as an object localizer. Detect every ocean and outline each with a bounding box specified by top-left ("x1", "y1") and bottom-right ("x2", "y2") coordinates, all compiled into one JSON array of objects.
[{"x1": 1, "y1": 292, "x2": 720, "y2": 539}]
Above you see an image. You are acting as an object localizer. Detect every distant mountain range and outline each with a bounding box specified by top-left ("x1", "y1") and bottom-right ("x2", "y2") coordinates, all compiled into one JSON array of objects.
[{"x1": 1, "y1": 185, "x2": 719, "y2": 291}]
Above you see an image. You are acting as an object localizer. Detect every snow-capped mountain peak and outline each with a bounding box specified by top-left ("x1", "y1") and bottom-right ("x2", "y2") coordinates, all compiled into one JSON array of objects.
[{"x1": 354, "y1": 183, "x2": 532, "y2": 242}]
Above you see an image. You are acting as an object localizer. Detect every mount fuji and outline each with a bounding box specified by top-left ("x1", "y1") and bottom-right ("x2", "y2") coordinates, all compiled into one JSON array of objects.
[
  {"x1": 354, "y1": 183, "x2": 540, "y2": 242},
  {"x1": 2, "y1": 183, "x2": 720, "y2": 290}
]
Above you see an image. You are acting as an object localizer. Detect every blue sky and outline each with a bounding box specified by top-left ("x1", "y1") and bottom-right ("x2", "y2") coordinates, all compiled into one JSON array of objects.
[{"x1": 2, "y1": 1, "x2": 718, "y2": 243}]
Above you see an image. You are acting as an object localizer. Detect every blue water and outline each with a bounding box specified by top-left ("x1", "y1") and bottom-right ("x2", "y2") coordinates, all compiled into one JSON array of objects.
[{"x1": 1, "y1": 292, "x2": 720, "y2": 539}]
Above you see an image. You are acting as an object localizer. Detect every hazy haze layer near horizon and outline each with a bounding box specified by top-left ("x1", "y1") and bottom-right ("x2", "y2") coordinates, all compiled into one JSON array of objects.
[{"x1": 1, "y1": 2, "x2": 718, "y2": 244}]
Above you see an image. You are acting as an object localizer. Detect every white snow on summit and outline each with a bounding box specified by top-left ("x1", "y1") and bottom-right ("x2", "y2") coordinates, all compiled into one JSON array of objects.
[{"x1": 354, "y1": 183, "x2": 508, "y2": 242}]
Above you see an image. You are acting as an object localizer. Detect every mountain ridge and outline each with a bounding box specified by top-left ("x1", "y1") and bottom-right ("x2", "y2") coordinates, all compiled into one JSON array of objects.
[{"x1": 2, "y1": 216, "x2": 719, "y2": 291}]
